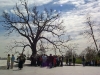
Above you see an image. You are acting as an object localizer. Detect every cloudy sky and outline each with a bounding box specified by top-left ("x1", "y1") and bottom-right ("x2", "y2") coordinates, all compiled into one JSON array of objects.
[{"x1": 0, "y1": 0, "x2": 100, "y2": 57}]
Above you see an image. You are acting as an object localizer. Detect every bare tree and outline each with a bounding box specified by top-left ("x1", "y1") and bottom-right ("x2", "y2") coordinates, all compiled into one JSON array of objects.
[
  {"x1": 65, "y1": 43, "x2": 78, "y2": 57},
  {"x1": 37, "y1": 40, "x2": 47, "y2": 55},
  {"x1": 81, "y1": 15, "x2": 99, "y2": 52},
  {"x1": 80, "y1": 47, "x2": 97, "y2": 61},
  {"x1": 4, "y1": 39, "x2": 30, "y2": 55},
  {"x1": 1, "y1": 0, "x2": 69, "y2": 56}
]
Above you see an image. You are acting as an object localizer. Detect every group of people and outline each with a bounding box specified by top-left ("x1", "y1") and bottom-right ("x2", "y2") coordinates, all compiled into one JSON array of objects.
[
  {"x1": 7, "y1": 54, "x2": 15, "y2": 69},
  {"x1": 7, "y1": 53, "x2": 76, "y2": 70},
  {"x1": 30, "y1": 54, "x2": 64, "y2": 68},
  {"x1": 7, "y1": 53, "x2": 100, "y2": 70},
  {"x1": 7, "y1": 53, "x2": 26, "y2": 70},
  {"x1": 65, "y1": 56, "x2": 76, "y2": 66},
  {"x1": 82, "y1": 56, "x2": 100, "y2": 66},
  {"x1": 30, "y1": 54, "x2": 63, "y2": 68},
  {"x1": 30, "y1": 54, "x2": 77, "y2": 68}
]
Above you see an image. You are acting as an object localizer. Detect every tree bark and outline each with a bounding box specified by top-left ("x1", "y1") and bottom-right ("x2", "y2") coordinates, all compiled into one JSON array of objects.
[
  {"x1": 89, "y1": 19, "x2": 99, "y2": 52},
  {"x1": 31, "y1": 43, "x2": 37, "y2": 56}
]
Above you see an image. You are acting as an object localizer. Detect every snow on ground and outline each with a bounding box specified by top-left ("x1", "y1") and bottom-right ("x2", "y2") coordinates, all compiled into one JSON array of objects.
[
  {"x1": 0, "y1": 60, "x2": 100, "y2": 75},
  {"x1": 0, "y1": 60, "x2": 31, "y2": 66}
]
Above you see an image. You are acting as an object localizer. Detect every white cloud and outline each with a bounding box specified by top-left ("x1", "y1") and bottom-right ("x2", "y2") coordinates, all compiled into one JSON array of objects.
[
  {"x1": 58, "y1": 0, "x2": 100, "y2": 53},
  {"x1": 53, "y1": 0, "x2": 85, "y2": 7},
  {"x1": 53, "y1": 0, "x2": 69, "y2": 4},
  {"x1": 0, "y1": 0, "x2": 17, "y2": 7},
  {"x1": 60, "y1": 0, "x2": 100, "y2": 32},
  {"x1": 0, "y1": 0, "x2": 52, "y2": 15},
  {"x1": 71, "y1": 0, "x2": 85, "y2": 7},
  {"x1": 0, "y1": 0, "x2": 52, "y2": 7},
  {"x1": 60, "y1": 13, "x2": 85, "y2": 33},
  {"x1": 1, "y1": 0, "x2": 100, "y2": 56},
  {"x1": 28, "y1": 0, "x2": 52, "y2": 6}
]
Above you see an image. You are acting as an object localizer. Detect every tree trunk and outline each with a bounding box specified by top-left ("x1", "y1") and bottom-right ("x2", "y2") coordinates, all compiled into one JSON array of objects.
[
  {"x1": 89, "y1": 24, "x2": 98, "y2": 52},
  {"x1": 31, "y1": 43, "x2": 37, "y2": 56}
]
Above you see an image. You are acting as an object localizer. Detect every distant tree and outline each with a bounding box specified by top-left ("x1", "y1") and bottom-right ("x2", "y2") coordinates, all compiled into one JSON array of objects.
[
  {"x1": 37, "y1": 40, "x2": 48, "y2": 55},
  {"x1": 65, "y1": 43, "x2": 78, "y2": 58},
  {"x1": 81, "y1": 15, "x2": 99, "y2": 52},
  {"x1": 4, "y1": 39, "x2": 30, "y2": 55},
  {"x1": 80, "y1": 47, "x2": 97, "y2": 61},
  {"x1": 1, "y1": 0, "x2": 69, "y2": 56}
]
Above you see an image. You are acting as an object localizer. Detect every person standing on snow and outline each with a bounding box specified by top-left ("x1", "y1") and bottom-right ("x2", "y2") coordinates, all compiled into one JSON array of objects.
[
  {"x1": 7, "y1": 54, "x2": 10, "y2": 69},
  {"x1": 11, "y1": 54, "x2": 15, "y2": 69}
]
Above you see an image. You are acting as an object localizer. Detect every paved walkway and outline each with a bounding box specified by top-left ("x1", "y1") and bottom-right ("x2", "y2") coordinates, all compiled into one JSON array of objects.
[
  {"x1": 0, "y1": 60, "x2": 99, "y2": 75},
  {"x1": 0, "y1": 65, "x2": 100, "y2": 75}
]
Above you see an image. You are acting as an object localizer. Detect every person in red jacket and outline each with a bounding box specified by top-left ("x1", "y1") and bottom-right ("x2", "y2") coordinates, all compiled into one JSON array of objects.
[{"x1": 53, "y1": 56, "x2": 56, "y2": 67}]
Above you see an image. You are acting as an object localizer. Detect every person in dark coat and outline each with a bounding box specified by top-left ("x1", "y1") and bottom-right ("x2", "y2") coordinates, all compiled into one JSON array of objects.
[
  {"x1": 49, "y1": 54, "x2": 53, "y2": 68},
  {"x1": 30, "y1": 55, "x2": 34, "y2": 66},
  {"x1": 37, "y1": 55, "x2": 40, "y2": 66},
  {"x1": 56, "y1": 56, "x2": 60, "y2": 66},
  {"x1": 18, "y1": 54, "x2": 24, "y2": 70},
  {"x1": 60, "y1": 55, "x2": 63, "y2": 66},
  {"x1": 39, "y1": 55, "x2": 43, "y2": 67},
  {"x1": 66, "y1": 56, "x2": 68, "y2": 65},
  {"x1": 46, "y1": 56, "x2": 49, "y2": 67},
  {"x1": 69, "y1": 58, "x2": 72, "y2": 66},
  {"x1": 73, "y1": 56, "x2": 76, "y2": 66},
  {"x1": 82, "y1": 56, "x2": 85, "y2": 66}
]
